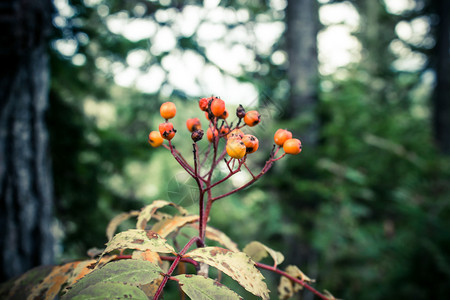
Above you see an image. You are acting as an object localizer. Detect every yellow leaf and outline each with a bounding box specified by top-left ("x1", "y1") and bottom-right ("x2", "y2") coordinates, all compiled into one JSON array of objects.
[
  {"x1": 152, "y1": 215, "x2": 199, "y2": 238},
  {"x1": 106, "y1": 210, "x2": 139, "y2": 241},
  {"x1": 136, "y1": 200, "x2": 187, "y2": 230},
  {"x1": 285, "y1": 265, "x2": 315, "y2": 284},
  {"x1": 278, "y1": 276, "x2": 294, "y2": 300},
  {"x1": 243, "y1": 241, "x2": 284, "y2": 267},
  {"x1": 276, "y1": 265, "x2": 316, "y2": 299},
  {"x1": 185, "y1": 247, "x2": 270, "y2": 299}
]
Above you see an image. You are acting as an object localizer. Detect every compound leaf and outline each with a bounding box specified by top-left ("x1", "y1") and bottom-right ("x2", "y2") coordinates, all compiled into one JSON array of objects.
[
  {"x1": 104, "y1": 229, "x2": 175, "y2": 254},
  {"x1": 185, "y1": 247, "x2": 269, "y2": 299},
  {"x1": 174, "y1": 274, "x2": 242, "y2": 300}
]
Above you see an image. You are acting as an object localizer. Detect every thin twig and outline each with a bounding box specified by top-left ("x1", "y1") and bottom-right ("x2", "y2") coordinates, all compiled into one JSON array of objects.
[{"x1": 256, "y1": 262, "x2": 329, "y2": 300}]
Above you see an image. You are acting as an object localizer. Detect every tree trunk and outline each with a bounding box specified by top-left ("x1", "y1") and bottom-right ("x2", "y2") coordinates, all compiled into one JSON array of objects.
[
  {"x1": 285, "y1": 2, "x2": 319, "y2": 299},
  {"x1": 0, "y1": 0, "x2": 54, "y2": 281},
  {"x1": 286, "y1": 0, "x2": 320, "y2": 147},
  {"x1": 432, "y1": 0, "x2": 450, "y2": 154}
]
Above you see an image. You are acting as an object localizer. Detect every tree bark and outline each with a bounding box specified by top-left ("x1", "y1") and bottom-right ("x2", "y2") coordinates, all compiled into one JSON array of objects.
[
  {"x1": 431, "y1": 0, "x2": 450, "y2": 154},
  {"x1": 0, "y1": 0, "x2": 54, "y2": 281},
  {"x1": 286, "y1": 0, "x2": 320, "y2": 147}
]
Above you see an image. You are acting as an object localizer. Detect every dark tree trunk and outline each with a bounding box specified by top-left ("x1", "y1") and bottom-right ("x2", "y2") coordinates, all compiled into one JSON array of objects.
[
  {"x1": 286, "y1": 0, "x2": 320, "y2": 147},
  {"x1": 432, "y1": 0, "x2": 450, "y2": 154},
  {"x1": 285, "y1": 2, "x2": 320, "y2": 300},
  {"x1": 0, "y1": 0, "x2": 54, "y2": 281}
]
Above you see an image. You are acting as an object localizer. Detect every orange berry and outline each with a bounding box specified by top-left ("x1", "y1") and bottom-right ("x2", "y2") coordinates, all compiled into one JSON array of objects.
[
  {"x1": 219, "y1": 109, "x2": 229, "y2": 119},
  {"x1": 274, "y1": 129, "x2": 293, "y2": 146},
  {"x1": 186, "y1": 118, "x2": 201, "y2": 132},
  {"x1": 226, "y1": 138, "x2": 246, "y2": 159},
  {"x1": 158, "y1": 122, "x2": 176, "y2": 140},
  {"x1": 205, "y1": 111, "x2": 213, "y2": 121},
  {"x1": 160, "y1": 102, "x2": 176, "y2": 119},
  {"x1": 148, "y1": 131, "x2": 164, "y2": 147},
  {"x1": 199, "y1": 97, "x2": 209, "y2": 111},
  {"x1": 210, "y1": 97, "x2": 226, "y2": 117},
  {"x1": 219, "y1": 125, "x2": 230, "y2": 136},
  {"x1": 283, "y1": 138, "x2": 302, "y2": 155},
  {"x1": 244, "y1": 110, "x2": 261, "y2": 127},
  {"x1": 206, "y1": 127, "x2": 219, "y2": 142},
  {"x1": 227, "y1": 129, "x2": 244, "y2": 139},
  {"x1": 242, "y1": 134, "x2": 259, "y2": 154}
]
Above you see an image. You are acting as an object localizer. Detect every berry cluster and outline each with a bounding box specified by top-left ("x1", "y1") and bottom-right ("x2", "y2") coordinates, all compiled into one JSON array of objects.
[
  {"x1": 148, "y1": 96, "x2": 302, "y2": 160},
  {"x1": 147, "y1": 96, "x2": 302, "y2": 244}
]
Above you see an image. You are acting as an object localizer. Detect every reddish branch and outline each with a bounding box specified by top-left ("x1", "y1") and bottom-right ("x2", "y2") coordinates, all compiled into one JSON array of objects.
[
  {"x1": 256, "y1": 262, "x2": 329, "y2": 300},
  {"x1": 154, "y1": 236, "x2": 202, "y2": 300}
]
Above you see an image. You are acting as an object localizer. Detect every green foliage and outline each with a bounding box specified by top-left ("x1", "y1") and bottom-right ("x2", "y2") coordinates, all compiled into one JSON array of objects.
[
  {"x1": 264, "y1": 69, "x2": 450, "y2": 299},
  {"x1": 62, "y1": 260, "x2": 162, "y2": 299},
  {"x1": 174, "y1": 274, "x2": 242, "y2": 300}
]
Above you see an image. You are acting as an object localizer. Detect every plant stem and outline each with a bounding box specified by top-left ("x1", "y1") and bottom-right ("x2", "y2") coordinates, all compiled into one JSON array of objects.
[
  {"x1": 193, "y1": 143, "x2": 205, "y2": 245},
  {"x1": 256, "y1": 262, "x2": 329, "y2": 300},
  {"x1": 160, "y1": 256, "x2": 199, "y2": 267},
  {"x1": 206, "y1": 160, "x2": 243, "y2": 191},
  {"x1": 154, "y1": 236, "x2": 202, "y2": 300},
  {"x1": 164, "y1": 143, "x2": 195, "y2": 177}
]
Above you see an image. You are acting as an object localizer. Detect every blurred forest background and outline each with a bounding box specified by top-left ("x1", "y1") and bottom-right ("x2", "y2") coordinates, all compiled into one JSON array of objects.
[{"x1": 1, "y1": 0, "x2": 449, "y2": 299}]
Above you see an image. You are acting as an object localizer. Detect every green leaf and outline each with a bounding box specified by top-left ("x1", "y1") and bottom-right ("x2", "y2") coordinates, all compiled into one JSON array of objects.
[
  {"x1": 70, "y1": 282, "x2": 148, "y2": 300},
  {"x1": 174, "y1": 274, "x2": 242, "y2": 300},
  {"x1": 243, "y1": 241, "x2": 284, "y2": 267},
  {"x1": 104, "y1": 229, "x2": 175, "y2": 254},
  {"x1": 185, "y1": 247, "x2": 270, "y2": 299},
  {"x1": 62, "y1": 260, "x2": 163, "y2": 299},
  {"x1": 136, "y1": 200, "x2": 188, "y2": 230}
]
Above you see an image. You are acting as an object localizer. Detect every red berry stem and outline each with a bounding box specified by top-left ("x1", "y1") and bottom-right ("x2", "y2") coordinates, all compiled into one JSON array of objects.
[
  {"x1": 205, "y1": 159, "x2": 244, "y2": 191},
  {"x1": 243, "y1": 161, "x2": 256, "y2": 179},
  {"x1": 209, "y1": 158, "x2": 275, "y2": 202},
  {"x1": 192, "y1": 143, "x2": 206, "y2": 245},
  {"x1": 164, "y1": 143, "x2": 195, "y2": 177},
  {"x1": 200, "y1": 119, "x2": 220, "y2": 240}
]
